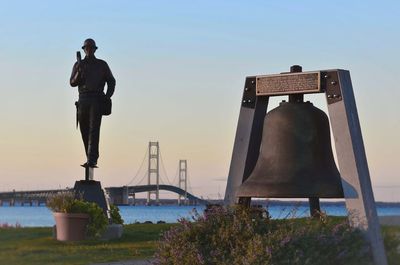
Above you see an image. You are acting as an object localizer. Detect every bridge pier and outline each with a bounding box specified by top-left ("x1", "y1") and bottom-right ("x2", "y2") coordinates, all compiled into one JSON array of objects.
[
  {"x1": 122, "y1": 186, "x2": 129, "y2": 205},
  {"x1": 107, "y1": 187, "x2": 127, "y2": 205},
  {"x1": 0, "y1": 200, "x2": 2, "y2": 206},
  {"x1": 131, "y1": 193, "x2": 135, "y2": 205},
  {"x1": 10, "y1": 199, "x2": 15, "y2": 206}
]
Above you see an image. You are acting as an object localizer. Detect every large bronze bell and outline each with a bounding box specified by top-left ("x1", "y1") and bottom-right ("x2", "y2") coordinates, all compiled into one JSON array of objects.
[{"x1": 237, "y1": 100, "x2": 344, "y2": 198}]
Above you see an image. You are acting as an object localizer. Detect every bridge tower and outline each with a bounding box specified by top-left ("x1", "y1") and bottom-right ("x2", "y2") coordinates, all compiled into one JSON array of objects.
[
  {"x1": 147, "y1": 141, "x2": 160, "y2": 205},
  {"x1": 178, "y1": 160, "x2": 188, "y2": 205}
]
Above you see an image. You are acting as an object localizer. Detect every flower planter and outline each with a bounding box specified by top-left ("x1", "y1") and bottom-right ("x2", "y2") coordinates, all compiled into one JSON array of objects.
[{"x1": 53, "y1": 212, "x2": 90, "y2": 241}]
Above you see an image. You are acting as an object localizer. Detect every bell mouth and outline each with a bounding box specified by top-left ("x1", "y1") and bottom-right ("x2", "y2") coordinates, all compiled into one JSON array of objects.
[{"x1": 237, "y1": 181, "x2": 344, "y2": 199}]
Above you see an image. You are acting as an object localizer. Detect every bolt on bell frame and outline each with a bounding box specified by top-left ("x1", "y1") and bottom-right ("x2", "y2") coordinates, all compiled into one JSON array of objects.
[{"x1": 224, "y1": 65, "x2": 387, "y2": 265}]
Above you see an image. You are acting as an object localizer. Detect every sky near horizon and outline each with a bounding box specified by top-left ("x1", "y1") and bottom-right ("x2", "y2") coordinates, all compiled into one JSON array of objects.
[{"x1": 0, "y1": 1, "x2": 399, "y2": 201}]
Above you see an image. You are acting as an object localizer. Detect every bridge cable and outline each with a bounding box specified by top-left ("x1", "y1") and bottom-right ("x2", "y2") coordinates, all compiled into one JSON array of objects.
[
  {"x1": 187, "y1": 172, "x2": 194, "y2": 194},
  {"x1": 136, "y1": 170, "x2": 149, "y2": 186},
  {"x1": 126, "y1": 147, "x2": 149, "y2": 186},
  {"x1": 159, "y1": 149, "x2": 173, "y2": 185},
  {"x1": 171, "y1": 164, "x2": 179, "y2": 186}
]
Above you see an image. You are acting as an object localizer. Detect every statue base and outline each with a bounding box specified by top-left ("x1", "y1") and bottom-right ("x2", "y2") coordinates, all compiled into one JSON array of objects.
[{"x1": 73, "y1": 180, "x2": 109, "y2": 217}]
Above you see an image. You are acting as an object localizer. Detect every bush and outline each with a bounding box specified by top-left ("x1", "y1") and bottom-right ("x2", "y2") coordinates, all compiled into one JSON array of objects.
[
  {"x1": 71, "y1": 200, "x2": 108, "y2": 237},
  {"x1": 47, "y1": 191, "x2": 108, "y2": 238},
  {"x1": 154, "y1": 206, "x2": 372, "y2": 265},
  {"x1": 110, "y1": 204, "x2": 124, "y2": 225}
]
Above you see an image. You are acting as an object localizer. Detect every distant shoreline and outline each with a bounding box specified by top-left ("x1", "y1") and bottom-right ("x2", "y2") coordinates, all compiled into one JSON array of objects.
[{"x1": 111, "y1": 198, "x2": 400, "y2": 207}]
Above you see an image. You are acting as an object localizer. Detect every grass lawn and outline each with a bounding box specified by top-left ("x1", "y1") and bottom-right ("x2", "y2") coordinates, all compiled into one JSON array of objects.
[
  {"x1": 0, "y1": 223, "x2": 174, "y2": 265},
  {"x1": 0, "y1": 223, "x2": 399, "y2": 265},
  {"x1": 381, "y1": 225, "x2": 400, "y2": 265}
]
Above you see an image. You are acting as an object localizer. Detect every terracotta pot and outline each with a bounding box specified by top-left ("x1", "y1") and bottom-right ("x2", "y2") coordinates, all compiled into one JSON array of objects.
[{"x1": 53, "y1": 212, "x2": 89, "y2": 241}]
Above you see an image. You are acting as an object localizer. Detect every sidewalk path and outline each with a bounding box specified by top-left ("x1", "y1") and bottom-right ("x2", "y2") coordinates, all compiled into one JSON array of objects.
[{"x1": 90, "y1": 259, "x2": 154, "y2": 265}]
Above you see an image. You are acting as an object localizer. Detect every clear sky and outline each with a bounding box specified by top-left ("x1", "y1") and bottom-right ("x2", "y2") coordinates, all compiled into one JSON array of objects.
[{"x1": 0, "y1": 0, "x2": 399, "y2": 201}]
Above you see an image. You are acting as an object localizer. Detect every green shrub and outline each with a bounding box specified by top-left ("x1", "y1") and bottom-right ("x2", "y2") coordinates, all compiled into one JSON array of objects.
[
  {"x1": 47, "y1": 191, "x2": 108, "y2": 238},
  {"x1": 155, "y1": 206, "x2": 372, "y2": 265},
  {"x1": 110, "y1": 204, "x2": 124, "y2": 225},
  {"x1": 46, "y1": 191, "x2": 76, "y2": 213}
]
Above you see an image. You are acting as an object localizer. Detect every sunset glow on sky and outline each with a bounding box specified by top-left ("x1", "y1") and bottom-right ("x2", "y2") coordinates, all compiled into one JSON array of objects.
[{"x1": 0, "y1": 1, "x2": 399, "y2": 201}]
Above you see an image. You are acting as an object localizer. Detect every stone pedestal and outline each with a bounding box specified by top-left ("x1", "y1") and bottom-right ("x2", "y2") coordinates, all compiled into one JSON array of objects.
[
  {"x1": 100, "y1": 224, "x2": 124, "y2": 240},
  {"x1": 74, "y1": 180, "x2": 109, "y2": 216}
]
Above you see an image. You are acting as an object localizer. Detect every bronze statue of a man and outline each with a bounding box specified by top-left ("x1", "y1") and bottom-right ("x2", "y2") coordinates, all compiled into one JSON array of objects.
[{"x1": 70, "y1": 38, "x2": 116, "y2": 168}]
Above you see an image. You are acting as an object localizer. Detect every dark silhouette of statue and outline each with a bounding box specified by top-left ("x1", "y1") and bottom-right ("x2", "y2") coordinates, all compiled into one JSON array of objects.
[{"x1": 70, "y1": 38, "x2": 116, "y2": 168}]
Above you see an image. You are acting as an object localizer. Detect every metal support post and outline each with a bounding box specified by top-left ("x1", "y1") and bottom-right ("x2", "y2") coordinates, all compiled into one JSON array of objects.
[
  {"x1": 224, "y1": 76, "x2": 269, "y2": 205},
  {"x1": 326, "y1": 70, "x2": 387, "y2": 265}
]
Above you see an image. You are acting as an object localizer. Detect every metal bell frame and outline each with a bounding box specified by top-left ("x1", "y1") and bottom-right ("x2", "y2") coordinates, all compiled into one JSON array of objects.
[{"x1": 224, "y1": 65, "x2": 387, "y2": 265}]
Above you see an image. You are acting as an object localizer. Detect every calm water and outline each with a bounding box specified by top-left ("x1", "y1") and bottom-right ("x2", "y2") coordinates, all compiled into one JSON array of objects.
[{"x1": 1, "y1": 204, "x2": 400, "y2": 227}]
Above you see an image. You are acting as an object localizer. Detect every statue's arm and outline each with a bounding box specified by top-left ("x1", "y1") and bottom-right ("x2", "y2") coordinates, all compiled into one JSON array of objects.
[
  {"x1": 70, "y1": 62, "x2": 81, "y2": 87},
  {"x1": 104, "y1": 62, "x2": 116, "y2": 98}
]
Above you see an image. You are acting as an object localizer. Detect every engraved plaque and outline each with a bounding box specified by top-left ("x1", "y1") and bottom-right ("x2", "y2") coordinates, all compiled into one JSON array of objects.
[{"x1": 256, "y1": 71, "x2": 321, "y2": 96}]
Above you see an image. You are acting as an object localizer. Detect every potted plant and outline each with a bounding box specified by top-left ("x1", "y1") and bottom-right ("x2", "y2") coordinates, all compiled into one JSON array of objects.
[{"x1": 47, "y1": 191, "x2": 108, "y2": 241}]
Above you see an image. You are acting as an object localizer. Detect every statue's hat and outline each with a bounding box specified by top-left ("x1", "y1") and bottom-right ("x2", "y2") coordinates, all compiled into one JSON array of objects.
[{"x1": 82, "y1": 38, "x2": 97, "y2": 49}]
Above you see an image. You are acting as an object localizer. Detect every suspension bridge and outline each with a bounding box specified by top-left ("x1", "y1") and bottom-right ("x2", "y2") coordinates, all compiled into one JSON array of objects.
[
  {"x1": 0, "y1": 141, "x2": 208, "y2": 206},
  {"x1": 107, "y1": 141, "x2": 206, "y2": 205}
]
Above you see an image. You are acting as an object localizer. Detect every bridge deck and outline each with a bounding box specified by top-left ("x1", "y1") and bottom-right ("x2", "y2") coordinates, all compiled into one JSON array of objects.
[{"x1": 0, "y1": 185, "x2": 207, "y2": 205}]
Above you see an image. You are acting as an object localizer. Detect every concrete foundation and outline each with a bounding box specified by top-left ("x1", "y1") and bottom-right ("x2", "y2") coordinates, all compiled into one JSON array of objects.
[{"x1": 101, "y1": 224, "x2": 124, "y2": 240}]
